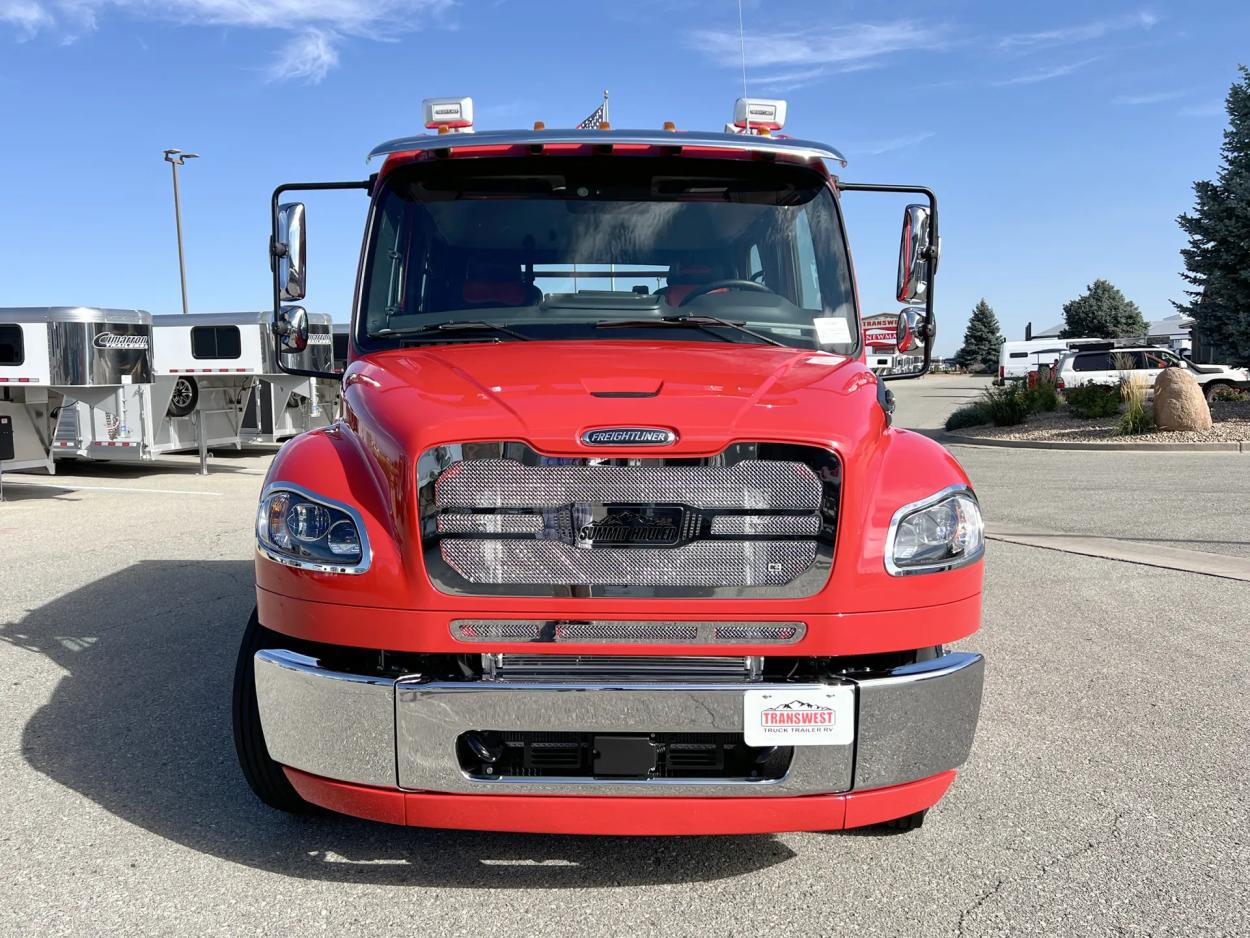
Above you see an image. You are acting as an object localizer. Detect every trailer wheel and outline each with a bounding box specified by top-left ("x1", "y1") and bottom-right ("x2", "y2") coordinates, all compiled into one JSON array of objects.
[
  {"x1": 232, "y1": 609, "x2": 317, "y2": 814},
  {"x1": 167, "y1": 376, "x2": 199, "y2": 418}
]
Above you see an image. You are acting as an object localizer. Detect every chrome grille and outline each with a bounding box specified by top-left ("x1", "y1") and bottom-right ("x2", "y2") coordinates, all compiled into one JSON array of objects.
[
  {"x1": 441, "y1": 538, "x2": 816, "y2": 586},
  {"x1": 451, "y1": 619, "x2": 806, "y2": 644},
  {"x1": 434, "y1": 459, "x2": 821, "y2": 510},
  {"x1": 419, "y1": 442, "x2": 839, "y2": 599}
]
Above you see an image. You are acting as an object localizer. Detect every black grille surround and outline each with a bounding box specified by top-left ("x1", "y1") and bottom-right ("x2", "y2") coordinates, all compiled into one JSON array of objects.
[{"x1": 417, "y1": 442, "x2": 840, "y2": 599}]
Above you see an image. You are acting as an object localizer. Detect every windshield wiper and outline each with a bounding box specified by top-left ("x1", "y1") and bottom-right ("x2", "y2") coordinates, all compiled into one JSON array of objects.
[
  {"x1": 596, "y1": 315, "x2": 786, "y2": 347},
  {"x1": 372, "y1": 321, "x2": 532, "y2": 342}
]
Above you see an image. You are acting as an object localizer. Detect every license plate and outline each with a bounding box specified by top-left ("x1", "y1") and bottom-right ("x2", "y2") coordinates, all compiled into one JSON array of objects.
[{"x1": 742, "y1": 686, "x2": 854, "y2": 747}]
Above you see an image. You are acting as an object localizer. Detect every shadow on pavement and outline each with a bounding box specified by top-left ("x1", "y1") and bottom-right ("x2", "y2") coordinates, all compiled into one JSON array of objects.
[{"x1": 2, "y1": 561, "x2": 796, "y2": 887}]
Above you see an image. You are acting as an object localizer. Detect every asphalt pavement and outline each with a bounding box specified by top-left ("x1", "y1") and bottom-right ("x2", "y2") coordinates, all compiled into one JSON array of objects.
[{"x1": 0, "y1": 383, "x2": 1246, "y2": 937}]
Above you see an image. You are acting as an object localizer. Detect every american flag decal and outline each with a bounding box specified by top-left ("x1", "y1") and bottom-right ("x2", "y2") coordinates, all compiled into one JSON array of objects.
[{"x1": 576, "y1": 102, "x2": 607, "y2": 130}]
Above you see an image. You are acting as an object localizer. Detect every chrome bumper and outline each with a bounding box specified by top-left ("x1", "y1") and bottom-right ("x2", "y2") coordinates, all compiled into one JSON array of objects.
[{"x1": 254, "y1": 650, "x2": 983, "y2": 796}]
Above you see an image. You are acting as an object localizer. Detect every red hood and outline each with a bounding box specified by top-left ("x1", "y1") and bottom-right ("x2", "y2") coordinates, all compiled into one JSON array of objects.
[{"x1": 343, "y1": 340, "x2": 884, "y2": 456}]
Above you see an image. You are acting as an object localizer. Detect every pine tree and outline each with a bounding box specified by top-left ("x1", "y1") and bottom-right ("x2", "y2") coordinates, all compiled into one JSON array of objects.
[
  {"x1": 1059, "y1": 279, "x2": 1148, "y2": 339},
  {"x1": 1177, "y1": 66, "x2": 1250, "y2": 365},
  {"x1": 954, "y1": 299, "x2": 1003, "y2": 372}
]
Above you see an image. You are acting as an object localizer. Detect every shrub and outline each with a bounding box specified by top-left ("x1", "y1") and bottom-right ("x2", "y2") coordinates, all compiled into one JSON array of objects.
[
  {"x1": 979, "y1": 383, "x2": 1031, "y2": 426},
  {"x1": 945, "y1": 403, "x2": 991, "y2": 431},
  {"x1": 1024, "y1": 380, "x2": 1060, "y2": 413},
  {"x1": 1119, "y1": 374, "x2": 1154, "y2": 435},
  {"x1": 1065, "y1": 384, "x2": 1121, "y2": 419},
  {"x1": 1209, "y1": 385, "x2": 1250, "y2": 403}
]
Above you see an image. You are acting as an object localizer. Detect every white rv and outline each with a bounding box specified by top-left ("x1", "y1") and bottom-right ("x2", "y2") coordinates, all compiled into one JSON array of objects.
[
  {"x1": 0, "y1": 307, "x2": 152, "y2": 474},
  {"x1": 56, "y1": 312, "x2": 279, "y2": 461},
  {"x1": 241, "y1": 313, "x2": 341, "y2": 444},
  {"x1": 997, "y1": 338, "x2": 1100, "y2": 384}
]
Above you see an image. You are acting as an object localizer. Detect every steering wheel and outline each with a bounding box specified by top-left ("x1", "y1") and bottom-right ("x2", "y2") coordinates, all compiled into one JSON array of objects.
[{"x1": 679, "y1": 279, "x2": 776, "y2": 306}]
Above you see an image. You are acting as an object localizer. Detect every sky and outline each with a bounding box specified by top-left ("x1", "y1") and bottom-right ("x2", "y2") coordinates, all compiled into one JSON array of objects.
[{"x1": 0, "y1": 0, "x2": 1247, "y2": 355}]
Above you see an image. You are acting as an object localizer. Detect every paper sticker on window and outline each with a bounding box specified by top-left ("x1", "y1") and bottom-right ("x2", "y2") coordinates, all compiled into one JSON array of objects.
[{"x1": 814, "y1": 317, "x2": 852, "y2": 345}]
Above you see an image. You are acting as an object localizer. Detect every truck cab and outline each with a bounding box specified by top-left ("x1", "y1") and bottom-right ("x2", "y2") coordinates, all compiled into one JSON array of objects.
[{"x1": 233, "y1": 99, "x2": 986, "y2": 835}]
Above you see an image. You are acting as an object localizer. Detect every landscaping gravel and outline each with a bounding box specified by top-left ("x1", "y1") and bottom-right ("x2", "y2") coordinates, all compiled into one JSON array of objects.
[{"x1": 952, "y1": 399, "x2": 1250, "y2": 444}]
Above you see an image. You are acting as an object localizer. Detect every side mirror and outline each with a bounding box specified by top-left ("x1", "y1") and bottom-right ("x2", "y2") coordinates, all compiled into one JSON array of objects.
[
  {"x1": 896, "y1": 204, "x2": 934, "y2": 305},
  {"x1": 896, "y1": 307, "x2": 934, "y2": 354},
  {"x1": 275, "y1": 305, "x2": 309, "y2": 354},
  {"x1": 276, "y1": 202, "x2": 306, "y2": 301}
]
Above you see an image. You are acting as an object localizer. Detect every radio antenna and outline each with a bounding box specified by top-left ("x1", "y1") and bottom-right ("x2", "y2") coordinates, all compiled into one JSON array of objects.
[{"x1": 737, "y1": 0, "x2": 748, "y2": 97}]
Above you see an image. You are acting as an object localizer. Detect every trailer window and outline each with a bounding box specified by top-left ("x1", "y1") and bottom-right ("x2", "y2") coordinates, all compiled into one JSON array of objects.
[
  {"x1": 359, "y1": 156, "x2": 857, "y2": 354},
  {"x1": 191, "y1": 326, "x2": 242, "y2": 360},
  {"x1": 0, "y1": 325, "x2": 22, "y2": 366},
  {"x1": 1009, "y1": 352, "x2": 1027, "y2": 358}
]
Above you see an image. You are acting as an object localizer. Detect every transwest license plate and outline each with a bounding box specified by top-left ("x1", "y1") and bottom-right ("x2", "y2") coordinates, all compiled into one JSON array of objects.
[{"x1": 742, "y1": 686, "x2": 854, "y2": 747}]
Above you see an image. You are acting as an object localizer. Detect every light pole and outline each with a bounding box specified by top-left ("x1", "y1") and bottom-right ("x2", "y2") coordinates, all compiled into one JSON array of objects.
[{"x1": 163, "y1": 148, "x2": 199, "y2": 315}]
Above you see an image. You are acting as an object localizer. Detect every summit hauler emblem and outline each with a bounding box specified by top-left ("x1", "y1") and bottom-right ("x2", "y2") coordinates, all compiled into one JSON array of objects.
[
  {"x1": 581, "y1": 427, "x2": 676, "y2": 446},
  {"x1": 742, "y1": 686, "x2": 854, "y2": 746},
  {"x1": 93, "y1": 333, "x2": 149, "y2": 350}
]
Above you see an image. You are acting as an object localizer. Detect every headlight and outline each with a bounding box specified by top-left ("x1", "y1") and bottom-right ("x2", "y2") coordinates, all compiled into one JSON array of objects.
[
  {"x1": 256, "y1": 484, "x2": 370, "y2": 574},
  {"x1": 885, "y1": 486, "x2": 984, "y2": 575}
]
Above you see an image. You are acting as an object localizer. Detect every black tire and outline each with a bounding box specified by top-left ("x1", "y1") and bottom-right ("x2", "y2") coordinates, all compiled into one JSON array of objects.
[
  {"x1": 232, "y1": 609, "x2": 316, "y2": 814},
  {"x1": 167, "y1": 375, "x2": 199, "y2": 418},
  {"x1": 879, "y1": 809, "x2": 927, "y2": 832},
  {"x1": 1203, "y1": 381, "x2": 1231, "y2": 402}
]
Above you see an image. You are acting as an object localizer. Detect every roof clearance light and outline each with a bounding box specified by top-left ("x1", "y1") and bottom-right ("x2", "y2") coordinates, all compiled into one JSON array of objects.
[
  {"x1": 732, "y1": 97, "x2": 787, "y2": 133},
  {"x1": 423, "y1": 96, "x2": 474, "y2": 133}
]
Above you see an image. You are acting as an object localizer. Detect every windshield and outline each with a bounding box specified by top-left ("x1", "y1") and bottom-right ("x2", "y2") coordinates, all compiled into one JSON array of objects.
[{"x1": 357, "y1": 156, "x2": 857, "y2": 352}]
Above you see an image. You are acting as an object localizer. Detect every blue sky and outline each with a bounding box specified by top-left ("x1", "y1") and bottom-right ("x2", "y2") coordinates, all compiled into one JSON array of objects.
[{"x1": 0, "y1": 0, "x2": 1246, "y2": 354}]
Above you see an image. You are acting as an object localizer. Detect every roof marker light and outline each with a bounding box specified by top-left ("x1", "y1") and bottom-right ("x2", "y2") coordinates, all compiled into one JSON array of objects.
[
  {"x1": 533, "y1": 120, "x2": 546, "y2": 130},
  {"x1": 663, "y1": 121, "x2": 677, "y2": 131},
  {"x1": 423, "y1": 96, "x2": 474, "y2": 133}
]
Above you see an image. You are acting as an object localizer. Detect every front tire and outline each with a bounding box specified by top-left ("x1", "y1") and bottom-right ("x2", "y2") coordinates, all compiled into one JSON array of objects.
[
  {"x1": 1203, "y1": 381, "x2": 1232, "y2": 402},
  {"x1": 232, "y1": 609, "x2": 315, "y2": 814},
  {"x1": 167, "y1": 376, "x2": 199, "y2": 418},
  {"x1": 879, "y1": 809, "x2": 927, "y2": 832}
]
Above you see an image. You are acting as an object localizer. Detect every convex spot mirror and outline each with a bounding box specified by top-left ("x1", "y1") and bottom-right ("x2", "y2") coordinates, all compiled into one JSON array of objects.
[
  {"x1": 276, "y1": 305, "x2": 309, "y2": 354},
  {"x1": 896, "y1": 204, "x2": 935, "y2": 305},
  {"x1": 896, "y1": 307, "x2": 934, "y2": 354},
  {"x1": 276, "y1": 202, "x2": 306, "y2": 302}
]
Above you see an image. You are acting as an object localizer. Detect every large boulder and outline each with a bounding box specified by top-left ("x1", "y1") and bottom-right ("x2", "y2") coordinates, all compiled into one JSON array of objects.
[{"x1": 1153, "y1": 368, "x2": 1212, "y2": 431}]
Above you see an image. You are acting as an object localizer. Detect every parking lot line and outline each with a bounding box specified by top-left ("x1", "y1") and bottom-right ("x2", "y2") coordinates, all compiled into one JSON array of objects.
[
  {"x1": 1, "y1": 481, "x2": 222, "y2": 497},
  {"x1": 988, "y1": 529, "x2": 1250, "y2": 582}
]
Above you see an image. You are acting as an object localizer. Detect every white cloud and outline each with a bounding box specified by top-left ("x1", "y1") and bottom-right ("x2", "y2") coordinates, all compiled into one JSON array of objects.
[
  {"x1": 0, "y1": 0, "x2": 54, "y2": 36},
  {"x1": 1112, "y1": 90, "x2": 1184, "y2": 106},
  {"x1": 855, "y1": 131, "x2": 936, "y2": 156},
  {"x1": 994, "y1": 57, "x2": 1100, "y2": 87},
  {"x1": 1, "y1": 1, "x2": 452, "y2": 81},
  {"x1": 270, "y1": 27, "x2": 338, "y2": 83},
  {"x1": 1179, "y1": 102, "x2": 1224, "y2": 118},
  {"x1": 691, "y1": 20, "x2": 942, "y2": 69},
  {"x1": 998, "y1": 10, "x2": 1159, "y2": 51}
]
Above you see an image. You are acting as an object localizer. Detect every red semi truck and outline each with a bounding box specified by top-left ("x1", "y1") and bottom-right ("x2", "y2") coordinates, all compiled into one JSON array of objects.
[{"x1": 233, "y1": 97, "x2": 986, "y2": 835}]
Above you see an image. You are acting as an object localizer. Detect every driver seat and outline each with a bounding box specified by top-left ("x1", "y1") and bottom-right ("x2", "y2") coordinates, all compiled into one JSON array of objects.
[{"x1": 660, "y1": 263, "x2": 730, "y2": 308}]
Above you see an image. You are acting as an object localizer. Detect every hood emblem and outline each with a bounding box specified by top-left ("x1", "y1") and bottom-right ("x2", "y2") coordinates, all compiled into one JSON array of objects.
[{"x1": 581, "y1": 427, "x2": 677, "y2": 447}]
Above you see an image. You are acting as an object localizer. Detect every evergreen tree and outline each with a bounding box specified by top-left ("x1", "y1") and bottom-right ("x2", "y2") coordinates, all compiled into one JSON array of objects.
[
  {"x1": 1059, "y1": 279, "x2": 1148, "y2": 338},
  {"x1": 1176, "y1": 66, "x2": 1250, "y2": 365},
  {"x1": 954, "y1": 299, "x2": 1003, "y2": 372}
]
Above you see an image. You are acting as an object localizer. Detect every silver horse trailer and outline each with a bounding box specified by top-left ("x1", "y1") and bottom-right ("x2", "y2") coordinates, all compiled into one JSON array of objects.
[
  {"x1": 58, "y1": 312, "x2": 275, "y2": 462},
  {"x1": 0, "y1": 307, "x2": 152, "y2": 474},
  {"x1": 242, "y1": 313, "x2": 341, "y2": 444}
]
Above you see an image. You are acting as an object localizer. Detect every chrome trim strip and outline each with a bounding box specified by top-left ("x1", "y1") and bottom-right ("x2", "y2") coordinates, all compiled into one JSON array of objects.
[
  {"x1": 255, "y1": 481, "x2": 373, "y2": 575},
  {"x1": 883, "y1": 484, "x2": 985, "y2": 576},
  {"x1": 851, "y1": 651, "x2": 984, "y2": 790},
  {"x1": 451, "y1": 619, "x2": 807, "y2": 645},
  {"x1": 253, "y1": 650, "x2": 397, "y2": 787},
  {"x1": 367, "y1": 129, "x2": 848, "y2": 165}
]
